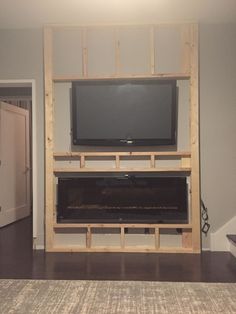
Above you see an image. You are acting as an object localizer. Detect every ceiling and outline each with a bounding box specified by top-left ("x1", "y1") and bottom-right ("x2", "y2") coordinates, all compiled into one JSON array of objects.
[{"x1": 0, "y1": 0, "x2": 235, "y2": 29}]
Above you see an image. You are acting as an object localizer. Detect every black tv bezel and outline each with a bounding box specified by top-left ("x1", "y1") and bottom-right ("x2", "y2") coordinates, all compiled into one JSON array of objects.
[{"x1": 72, "y1": 79, "x2": 177, "y2": 146}]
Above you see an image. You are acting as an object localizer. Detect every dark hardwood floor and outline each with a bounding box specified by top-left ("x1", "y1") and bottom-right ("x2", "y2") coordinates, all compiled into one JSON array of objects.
[{"x1": 0, "y1": 217, "x2": 236, "y2": 282}]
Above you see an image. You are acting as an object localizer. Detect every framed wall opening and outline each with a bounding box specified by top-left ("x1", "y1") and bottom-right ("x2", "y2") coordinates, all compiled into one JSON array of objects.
[{"x1": 0, "y1": 79, "x2": 37, "y2": 245}]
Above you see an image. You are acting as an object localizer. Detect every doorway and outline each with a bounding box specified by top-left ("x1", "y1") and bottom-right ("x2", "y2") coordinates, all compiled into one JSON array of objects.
[{"x1": 0, "y1": 80, "x2": 37, "y2": 244}]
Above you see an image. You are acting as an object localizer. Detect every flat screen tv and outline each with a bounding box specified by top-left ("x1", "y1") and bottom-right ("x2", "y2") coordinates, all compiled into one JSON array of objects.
[{"x1": 72, "y1": 79, "x2": 177, "y2": 146}]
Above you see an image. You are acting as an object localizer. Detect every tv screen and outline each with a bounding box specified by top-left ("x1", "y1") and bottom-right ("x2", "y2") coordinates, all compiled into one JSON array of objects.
[{"x1": 72, "y1": 79, "x2": 177, "y2": 146}]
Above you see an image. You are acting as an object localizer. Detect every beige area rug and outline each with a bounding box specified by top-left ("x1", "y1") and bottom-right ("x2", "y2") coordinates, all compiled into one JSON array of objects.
[{"x1": 0, "y1": 280, "x2": 236, "y2": 314}]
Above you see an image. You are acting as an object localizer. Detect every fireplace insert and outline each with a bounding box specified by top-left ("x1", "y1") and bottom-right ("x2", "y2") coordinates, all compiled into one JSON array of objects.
[{"x1": 57, "y1": 174, "x2": 188, "y2": 224}]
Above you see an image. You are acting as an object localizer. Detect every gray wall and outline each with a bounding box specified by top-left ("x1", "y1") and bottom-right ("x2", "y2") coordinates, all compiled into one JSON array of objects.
[
  {"x1": 0, "y1": 24, "x2": 236, "y2": 249},
  {"x1": 200, "y1": 24, "x2": 236, "y2": 248},
  {"x1": 0, "y1": 29, "x2": 45, "y2": 245}
]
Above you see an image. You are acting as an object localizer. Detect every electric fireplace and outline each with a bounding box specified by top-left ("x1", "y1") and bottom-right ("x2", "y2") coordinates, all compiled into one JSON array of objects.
[{"x1": 57, "y1": 174, "x2": 188, "y2": 224}]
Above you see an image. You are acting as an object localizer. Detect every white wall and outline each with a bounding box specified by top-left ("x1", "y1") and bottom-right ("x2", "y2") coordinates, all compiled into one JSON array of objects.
[
  {"x1": 200, "y1": 24, "x2": 236, "y2": 249},
  {"x1": 0, "y1": 24, "x2": 236, "y2": 250}
]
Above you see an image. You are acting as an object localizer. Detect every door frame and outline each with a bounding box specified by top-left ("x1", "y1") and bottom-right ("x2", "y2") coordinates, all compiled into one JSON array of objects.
[{"x1": 0, "y1": 79, "x2": 37, "y2": 240}]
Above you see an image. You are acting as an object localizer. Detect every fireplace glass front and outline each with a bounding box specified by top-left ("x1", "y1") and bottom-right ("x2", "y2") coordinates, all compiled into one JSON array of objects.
[{"x1": 57, "y1": 175, "x2": 188, "y2": 224}]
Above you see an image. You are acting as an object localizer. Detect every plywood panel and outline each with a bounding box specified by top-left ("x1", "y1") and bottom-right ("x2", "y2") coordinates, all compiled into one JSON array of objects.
[
  {"x1": 54, "y1": 83, "x2": 71, "y2": 151},
  {"x1": 54, "y1": 232, "x2": 86, "y2": 248},
  {"x1": 118, "y1": 27, "x2": 150, "y2": 75},
  {"x1": 53, "y1": 29, "x2": 83, "y2": 76},
  {"x1": 87, "y1": 28, "x2": 116, "y2": 76},
  {"x1": 177, "y1": 80, "x2": 190, "y2": 150},
  {"x1": 155, "y1": 26, "x2": 182, "y2": 73},
  {"x1": 181, "y1": 24, "x2": 191, "y2": 73}
]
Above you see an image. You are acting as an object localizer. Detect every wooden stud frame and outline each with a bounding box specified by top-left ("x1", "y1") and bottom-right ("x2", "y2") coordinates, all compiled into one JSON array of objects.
[
  {"x1": 44, "y1": 23, "x2": 200, "y2": 253},
  {"x1": 82, "y1": 28, "x2": 88, "y2": 77},
  {"x1": 44, "y1": 27, "x2": 54, "y2": 251},
  {"x1": 53, "y1": 151, "x2": 191, "y2": 173},
  {"x1": 189, "y1": 24, "x2": 201, "y2": 252}
]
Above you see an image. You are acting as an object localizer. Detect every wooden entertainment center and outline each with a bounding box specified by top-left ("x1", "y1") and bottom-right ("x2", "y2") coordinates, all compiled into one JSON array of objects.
[{"x1": 44, "y1": 23, "x2": 200, "y2": 253}]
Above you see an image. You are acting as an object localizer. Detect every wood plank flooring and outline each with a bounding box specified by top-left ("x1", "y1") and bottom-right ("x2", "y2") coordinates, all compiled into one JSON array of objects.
[{"x1": 0, "y1": 217, "x2": 236, "y2": 281}]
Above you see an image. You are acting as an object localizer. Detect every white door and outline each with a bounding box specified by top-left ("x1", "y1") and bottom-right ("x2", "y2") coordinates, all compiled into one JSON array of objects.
[{"x1": 0, "y1": 101, "x2": 30, "y2": 227}]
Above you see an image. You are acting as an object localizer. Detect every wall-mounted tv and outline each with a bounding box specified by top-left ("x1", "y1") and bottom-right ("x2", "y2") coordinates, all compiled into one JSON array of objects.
[{"x1": 72, "y1": 79, "x2": 177, "y2": 146}]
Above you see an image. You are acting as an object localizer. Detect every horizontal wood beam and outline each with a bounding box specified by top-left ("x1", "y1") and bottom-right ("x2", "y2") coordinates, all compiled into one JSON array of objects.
[
  {"x1": 53, "y1": 167, "x2": 191, "y2": 173},
  {"x1": 48, "y1": 22, "x2": 196, "y2": 29},
  {"x1": 54, "y1": 151, "x2": 191, "y2": 157},
  {"x1": 54, "y1": 223, "x2": 192, "y2": 229},
  {"x1": 53, "y1": 73, "x2": 190, "y2": 82},
  {"x1": 47, "y1": 246, "x2": 194, "y2": 253}
]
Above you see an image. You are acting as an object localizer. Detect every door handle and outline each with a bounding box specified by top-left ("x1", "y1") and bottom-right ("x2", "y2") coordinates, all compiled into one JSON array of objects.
[{"x1": 24, "y1": 166, "x2": 31, "y2": 173}]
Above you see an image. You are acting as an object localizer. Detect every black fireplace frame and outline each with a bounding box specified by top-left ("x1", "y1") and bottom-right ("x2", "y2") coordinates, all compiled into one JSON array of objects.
[{"x1": 57, "y1": 173, "x2": 189, "y2": 224}]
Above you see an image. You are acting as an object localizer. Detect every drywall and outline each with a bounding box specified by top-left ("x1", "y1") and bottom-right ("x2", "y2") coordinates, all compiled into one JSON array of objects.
[
  {"x1": 1, "y1": 0, "x2": 236, "y2": 29},
  {"x1": 0, "y1": 24, "x2": 236, "y2": 250},
  {"x1": 210, "y1": 215, "x2": 236, "y2": 251},
  {"x1": 200, "y1": 24, "x2": 236, "y2": 249},
  {"x1": 0, "y1": 29, "x2": 45, "y2": 246}
]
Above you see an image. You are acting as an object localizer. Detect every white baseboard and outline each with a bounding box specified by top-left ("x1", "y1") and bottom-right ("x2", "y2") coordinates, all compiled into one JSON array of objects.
[
  {"x1": 34, "y1": 244, "x2": 45, "y2": 250},
  {"x1": 229, "y1": 242, "x2": 236, "y2": 258},
  {"x1": 201, "y1": 247, "x2": 210, "y2": 251},
  {"x1": 210, "y1": 215, "x2": 236, "y2": 251},
  {"x1": 33, "y1": 234, "x2": 44, "y2": 250}
]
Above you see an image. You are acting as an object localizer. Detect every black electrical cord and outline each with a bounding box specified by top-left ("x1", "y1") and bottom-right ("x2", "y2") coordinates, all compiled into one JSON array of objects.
[{"x1": 201, "y1": 199, "x2": 210, "y2": 235}]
